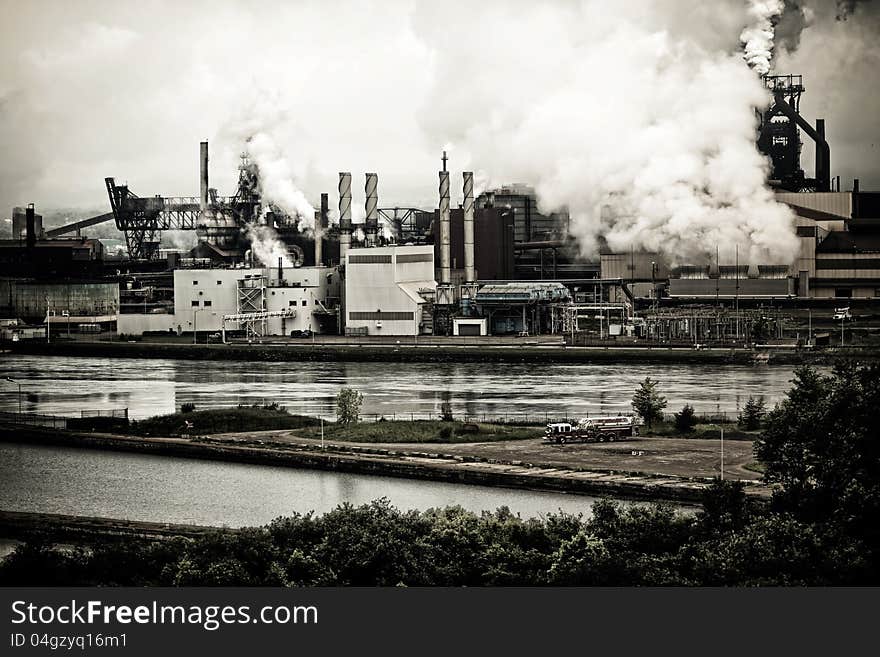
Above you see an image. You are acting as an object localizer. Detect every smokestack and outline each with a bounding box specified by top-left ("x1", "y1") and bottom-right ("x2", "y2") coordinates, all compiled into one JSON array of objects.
[
  {"x1": 200, "y1": 141, "x2": 209, "y2": 211},
  {"x1": 815, "y1": 119, "x2": 830, "y2": 192},
  {"x1": 25, "y1": 204, "x2": 35, "y2": 250},
  {"x1": 338, "y1": 172, "x2": 352, "y2": 263},
  {"x1": 365, "y1": 173, "x2": 378, "y2": 246},
  {"x1": 463, "y1": 171, "x2": 475, "y2": 284},
  {"x1": 854, "y1": 178, "x2": 860, "y2": 193},
  {"x1": 278, "y1": 256, "x2": 284, "y2": 282},
  {"x1": 439, "y1": 171, "x2": 451, "y2": 286},
  {"x1": 315, "y1": 193, "x2": 328, "y2": 267}
]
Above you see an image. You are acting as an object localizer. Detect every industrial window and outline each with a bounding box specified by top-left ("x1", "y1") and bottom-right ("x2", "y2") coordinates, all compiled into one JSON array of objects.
[
  {"x1": 204, "y1": 300, "x2": 212, "y2": 307},
  {"x1": 302, "y1": 299, "x2": 308, "y2": 306},
  {"x1": 349, "y1": 254, "x2": 392, "y2": 264},
  {"x1": 198, "y1": 291, "x2": 203, "y2": 296},
  {"x1": 289, "y1": 300, "x2": 296, "y2": 307},
  {"x1": 191, "y1": 300, "x2": 199, "y2": 307},
  {"x1": 396, "y1": 253, "x2": 432, "y2": 263},
  {"x1": 349, "y1": 311, "x2": 414, "y2": 321},
  {"x1": 193, "y1": 281, "x2": 198, "y2": 285},
  {"x1": 216, "y1": 280, "x2": 222, "y2": 285}
]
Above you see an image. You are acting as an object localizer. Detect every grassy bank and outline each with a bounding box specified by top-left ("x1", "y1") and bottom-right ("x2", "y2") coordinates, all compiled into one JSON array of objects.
[
  {"x1": 6, "y1": 339, "x2": 836, "y2": 364},
  {"x1": 640, "y1": 420, "x2": 759, "y2": 441},
  {"x1": 129, "y1": 405, "x2": 320, "y2": 437},
  {"x1": 297, "y1": 419, "x2": 540, "y2": 443}
]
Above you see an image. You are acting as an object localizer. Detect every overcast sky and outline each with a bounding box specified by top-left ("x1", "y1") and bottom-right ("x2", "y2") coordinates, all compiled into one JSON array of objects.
[{"x1": 0, "y1": 0, "x2": 878, "y2": 224}]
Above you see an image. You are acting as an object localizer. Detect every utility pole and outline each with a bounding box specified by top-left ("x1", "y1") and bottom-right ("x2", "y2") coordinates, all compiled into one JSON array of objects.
[
  {"x1": 808, "y1": 309, "x2": 812, "y2": 347},
  {"x1": 734, "y1": 245, "x2": 740, "y2": 342},
  {"x1": 45, "y1": 296, "x2": 50, "y2": 344}
]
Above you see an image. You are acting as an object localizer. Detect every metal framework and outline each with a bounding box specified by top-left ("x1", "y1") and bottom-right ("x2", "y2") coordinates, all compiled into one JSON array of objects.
[
  {"x1": 221, "y1": 308, "x2": 296, "y2": 342},
  {"x1": 377, "y1": 207, "x2": 432, "y2": 240},
  {"x1": 235, "y1": 276, "x2": 267, "y2": 338}
]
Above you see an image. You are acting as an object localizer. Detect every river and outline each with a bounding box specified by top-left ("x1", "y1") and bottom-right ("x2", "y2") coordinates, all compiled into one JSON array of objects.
[
  {"x1": 0, "y1": 443, "x2": 606, "y2": 525},
  {"x1": 0, "y1": 354, "x2": 800, "y2": 420}
]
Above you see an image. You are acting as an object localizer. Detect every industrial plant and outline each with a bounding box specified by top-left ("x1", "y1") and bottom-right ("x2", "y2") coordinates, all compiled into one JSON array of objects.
[{"x1": 1, "y1": 73, "x2": 878, "y2": 345}]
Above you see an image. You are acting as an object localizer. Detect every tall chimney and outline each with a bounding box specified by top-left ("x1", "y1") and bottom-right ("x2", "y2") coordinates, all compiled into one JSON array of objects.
[
  {"x1": 815, "y1": 119, "x2": 830, "y2": 192},
  {"x1": 365, "y1": 173, "x2": 378, "y2": 246},
  {"x1": 338, "y1": 172, "x2": 352, "y2": 263},
  {"x1": 463, "y1": 172, "x2": 475, "y2": 284},
  {"x1": 25, "y1": 204, "x2": 36, "y2": 250},
  {"x1": 314, "y1": 211, "x2": 323, "y2": 267},
  {"x1": 200, "y1": 141, "x2": 209, "y2": 211},
  {"x1": 278, "y1": 256, "x2": 284, "y2": 282},
  {"x1": 439, "y1": 171, "x2": 451, "y2": 286},
  {"x1": 315, "y1": 193, "x2": 328, "y2": 267}
]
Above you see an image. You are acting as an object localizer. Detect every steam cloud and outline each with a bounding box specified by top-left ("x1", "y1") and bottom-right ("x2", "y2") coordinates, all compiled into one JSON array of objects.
[
  {"x1": 244, "y1": 131, "x2": 315, "y2": 230},
  {"x1": 415, "y1": 2, "x2": 800, "y2": 265},
  {"x1": 741, "y1": 0, "x2": 785, "y2": 75},
  {"x1": 246, "y1": 223, "x2": 294, "y2": 269}
]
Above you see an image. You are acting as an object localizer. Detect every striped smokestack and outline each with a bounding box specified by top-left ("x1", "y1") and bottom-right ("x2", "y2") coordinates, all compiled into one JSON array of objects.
[
  {"x1": 338, "y1": 172, "x2": 352, "y2": 263},
  {"x1": 315, "y1": 192, "x2": 328, "y2": 267},
  {"x1": 439, "y1": 170, "x2": 451, "y2": 285},
  {"x1": 365, "y1": 173, "x2": 378, "y2": 246},
  {"x1": 463, "y1": 171, "x2": 475, "y2": 284}
]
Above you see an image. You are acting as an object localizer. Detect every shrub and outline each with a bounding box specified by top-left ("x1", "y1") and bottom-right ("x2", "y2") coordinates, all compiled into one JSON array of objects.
[
  {"x1": 738, "y1": 396, "x2": 766, "y2": 430},
  {"x1": 674, "y1": 404, "x2": 697, "y2": 433},
  {"x1": 181, "y1": 403, "x2": 196, "y2": 414}
]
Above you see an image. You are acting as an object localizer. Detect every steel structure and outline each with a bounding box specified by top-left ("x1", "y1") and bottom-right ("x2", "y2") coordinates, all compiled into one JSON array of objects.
[
  {"x1": 758, "y1": 74, "x2": 830, "y2": 193},
  {"x1": 377, "y1": 208, "x2": 431, "y2": 240}
]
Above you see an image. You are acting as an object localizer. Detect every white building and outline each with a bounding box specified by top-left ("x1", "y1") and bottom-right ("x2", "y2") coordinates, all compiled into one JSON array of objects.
[
  {"x1": 344, "y1": 244, "x2": 436, "y2": 336},
  {"x1": 117, "y1": 265, "x2": 340, "y2": 336}
]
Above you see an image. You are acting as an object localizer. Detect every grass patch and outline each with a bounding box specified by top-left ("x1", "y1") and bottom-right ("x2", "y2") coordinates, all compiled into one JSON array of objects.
[
  {"x1": 297, "y1": 420, "x2": 541, "y2": 444},
  {"x1": 640, "y1": 421, "x2": 758, "y2": 441},
  {"x1": 743, "y1": 461, "x2": 767, "y2": 475},
  {"x1": 130, "y1": 405, "x2": 321, "y2": 437}
]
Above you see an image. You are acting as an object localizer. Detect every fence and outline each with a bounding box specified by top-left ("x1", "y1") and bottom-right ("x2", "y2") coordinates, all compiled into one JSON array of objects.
[
  {"x1": 352, "y1": 410, "x2": 740, "y2": 425},
  {"x1": 0, "y1": 408, "x2": 129, "y2": 431}
]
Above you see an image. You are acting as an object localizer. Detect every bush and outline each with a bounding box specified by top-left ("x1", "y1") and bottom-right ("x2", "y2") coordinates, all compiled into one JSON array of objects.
[
  {"x1": 181, "y1": 403, "x2": 196, "y2": 414},
  {"x1": 673, "y1": 404, "x2": 697, "y2": 433},
  {"x1": 439, "y1": 400, "x2": 454, "y2": 422},
  {"x1": 738, "y1": 396, "x2": 766, "y2": 430}
]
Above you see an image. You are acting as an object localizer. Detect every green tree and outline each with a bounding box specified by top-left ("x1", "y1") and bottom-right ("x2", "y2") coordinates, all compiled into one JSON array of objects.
[
  {"x1": 336, "y1": 388, "x2": 364, "y2": 425},
  {"x1": 673, "y1": 404, "x2": 697, "y2": 433},
  {"x1": 755, "y1": 363, "x2": 880, "y2": 570},
  {"x1": 738, "y1": 396, "x2": 766, "y2": 430},
  {"x1": 631, "y1": 376, "x2": 667, "y2": 428}
]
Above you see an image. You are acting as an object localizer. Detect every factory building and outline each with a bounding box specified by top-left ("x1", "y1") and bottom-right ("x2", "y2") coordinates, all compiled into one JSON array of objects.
[
  {"x1": 475, "y1": 184, "x2": 569, "y2": 242},
  {"x1": 117, "y1": 265, "x2": 340, "y2": 337},
  {"x1": 344, "y1": 244, "x2": 436, "y2": 336},
  {"x1": 0, "y1": 279, "x2": 119, "y2": 329}
]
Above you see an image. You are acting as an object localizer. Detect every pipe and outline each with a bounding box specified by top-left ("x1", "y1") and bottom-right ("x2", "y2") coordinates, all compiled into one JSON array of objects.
[
  {"x1": 25, "y1": 204, "x2": 36, "y2": 250},
  {"x1": 439, "y1": 171, "x2": 451, "y2": 285},
  {"x1": 200, "y1": 141, "x2": 209, "y2": 211},
  {"x1": 338, "y1": 172, "x2": 352, "y2": 263},
  {"x1": 365, "y1": 173, "x2": 378, "y2": 246},
  {"x1": 854, "y1": 178, "x2": 860, "y2": 193},
  {"x1": 278, "y1": 256, "x2": 284, "y2": 283},
  {"x1": 463, "y1": 171, "x2": 475, "y2": 284}
]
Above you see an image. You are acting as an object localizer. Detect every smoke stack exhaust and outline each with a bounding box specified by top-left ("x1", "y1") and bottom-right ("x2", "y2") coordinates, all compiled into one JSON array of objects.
[
  {"x1": 338, "y1": 172, "x2": 352, "y2": 263},
  {"x1": 365, "y1": 173, "x2": 378, "y2": 246},
  {"x1": 25, "y1": 203, "x2": 36, "y2": 250},
  {"x1": 463, "y1": 172, "x2": 475, "y2": 284},
  {"x1": 439, "y1": 171, "x2": 451, "y2": 285},
  {"x1": 200, "y1": 141, "x2": 209, "y2": 211}
]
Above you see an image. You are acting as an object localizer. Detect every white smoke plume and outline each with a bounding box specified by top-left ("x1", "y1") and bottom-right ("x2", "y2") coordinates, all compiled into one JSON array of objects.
[
  {"x1": 245, "y1": 132, "x2": 315, "y2": 230},
  {"x1": 741, "y1": 0, "x2": 785, "y2": 75},
  {"x1": 246, "y1": 223, "x2": 293, "y2": 269},
  {"x1": 415, "y1": 1, "x2": 799, "y2": 265}
]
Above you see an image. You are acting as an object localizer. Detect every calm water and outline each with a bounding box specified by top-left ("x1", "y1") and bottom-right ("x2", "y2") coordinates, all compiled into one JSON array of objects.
[
  {"x1": 0, "y1": 443, "x2": 604, "y2": 525},
  {"x1": 0, "y1": 354, "x2": 800, "y2": 420}
]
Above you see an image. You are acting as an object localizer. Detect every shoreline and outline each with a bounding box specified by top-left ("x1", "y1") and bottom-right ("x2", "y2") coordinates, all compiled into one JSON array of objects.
[
  {"x1": 6, "y1": 339, "x2": 874, "y2": 364},
  {"x1": 0, "y1": 425, "x2": 767, "y2": 504}
]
